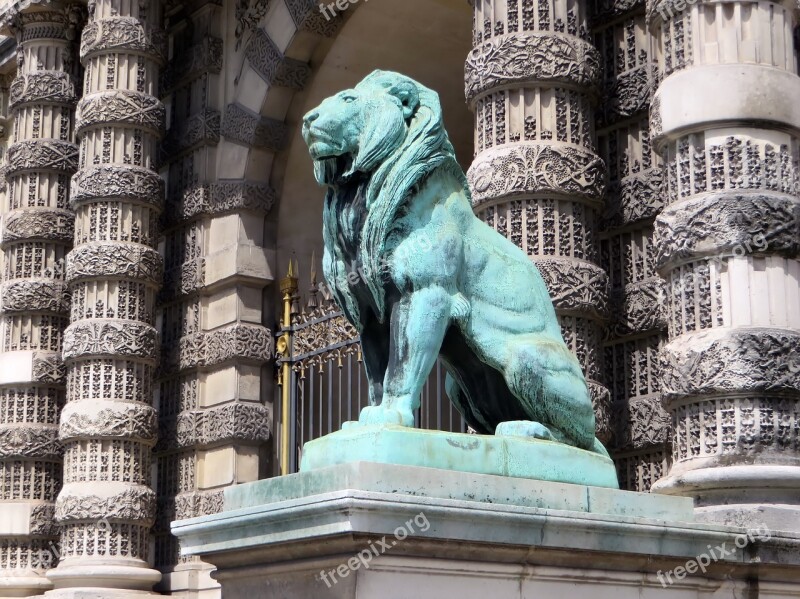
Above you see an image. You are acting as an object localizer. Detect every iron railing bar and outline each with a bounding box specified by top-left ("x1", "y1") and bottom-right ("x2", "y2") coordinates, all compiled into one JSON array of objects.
[{"x1": 327, "y1": 361, "x2": 333, "y2": 434}]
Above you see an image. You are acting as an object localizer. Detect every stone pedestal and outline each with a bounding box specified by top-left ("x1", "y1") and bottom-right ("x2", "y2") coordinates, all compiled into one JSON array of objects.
[
  {"x1": 300, "y1": 425, "x2": 618, "y2": 488},
  {"x1": 173, "y1": 463, "x2": 800, "y2": 599}
]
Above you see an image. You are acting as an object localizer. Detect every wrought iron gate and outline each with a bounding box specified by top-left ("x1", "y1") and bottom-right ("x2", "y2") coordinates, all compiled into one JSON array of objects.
[{"x1": 275, "y1": 263, "x2": 465, "y2": 474}]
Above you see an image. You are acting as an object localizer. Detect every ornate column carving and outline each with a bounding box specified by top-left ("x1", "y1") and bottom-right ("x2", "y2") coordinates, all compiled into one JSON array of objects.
[
  {"x1": 591, "y1": 0, "x2": 671, "y2": 491},
  {"x1": 466, "y1": 0, "x2": 612, "y2": 442},
  {"x1": 649, "y1": 0, "x2": 800, "y2": 530},
  {"x1": 0, "y1": 7, "x2": 80, "y2": 596},
  {"x1": 47, "y1": 0, "x2": 166, "y2": 592}
]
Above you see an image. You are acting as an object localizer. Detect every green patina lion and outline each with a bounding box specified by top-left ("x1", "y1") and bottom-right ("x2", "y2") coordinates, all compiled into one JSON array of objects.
[{"x1": 302, "y1": 70, "x2": 608, "y2": 456}]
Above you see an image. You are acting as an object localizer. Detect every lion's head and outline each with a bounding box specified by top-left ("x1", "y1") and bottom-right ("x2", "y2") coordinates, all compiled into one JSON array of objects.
[
  {"x1": 302, "y1": 70, "x2": 462, "y2": 201},
  {"x1": 302, "y1": 70, "x2": 467, "y2": 323},
  {"x1": 302, "y1": 71, "x2": 417, "y2": 187}
]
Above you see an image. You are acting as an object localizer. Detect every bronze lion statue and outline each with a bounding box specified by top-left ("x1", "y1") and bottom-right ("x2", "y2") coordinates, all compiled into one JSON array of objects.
[{"x1": 302, "y1": 70, "x2": 608, "y2": 456}]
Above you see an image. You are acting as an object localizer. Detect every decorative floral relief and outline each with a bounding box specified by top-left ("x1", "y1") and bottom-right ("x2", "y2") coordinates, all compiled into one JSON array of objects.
[
  {"x1": 468, "y1": 144, "x2": 606, "y2": 204},
  {"x1": 466, "y1": 32, "x2": 601, "y2": 102}
]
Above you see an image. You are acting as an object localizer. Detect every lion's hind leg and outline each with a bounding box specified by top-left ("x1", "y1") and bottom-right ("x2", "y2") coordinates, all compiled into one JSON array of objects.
[{"x1": 501, "y1": 335, "x2": 598, "y2": 453}]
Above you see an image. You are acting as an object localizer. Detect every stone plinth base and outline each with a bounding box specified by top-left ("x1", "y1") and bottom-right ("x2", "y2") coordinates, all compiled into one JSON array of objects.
[
  {"x1": 43, "y1": 561, "x2": 162, "y2": 599},
  {"x1": 653, "y1": 464, "x2": 800, "y2": 533},
  {"x1": 172, "y1": 463, "x2": 800, "y2": 598},
  {"x1": 0, "y1": 574, "x2": 52, "y2": 598},
  {"x1": 299, "y1": 425, "x2": 618, "y2": 488}
]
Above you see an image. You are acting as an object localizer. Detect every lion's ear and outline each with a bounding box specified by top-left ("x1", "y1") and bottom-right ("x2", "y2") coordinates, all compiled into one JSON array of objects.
[{"x1": 388, "y1": 80, "x2": 419, "y2": 121}]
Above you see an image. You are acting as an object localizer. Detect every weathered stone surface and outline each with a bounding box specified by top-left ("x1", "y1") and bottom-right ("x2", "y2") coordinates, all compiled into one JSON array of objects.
[
  {"x1": 66, "y1": 242, "x2": 162, "y2": 285},
  {"x1": 29, "y1": 503, "x2": 57, "y2": 537},
  {"x1": 465, "y1": 32, "x2": 601, "y2": 102},
  {"x1": 166, "y1": 323, "x2": 273, "y2": 370},
  {"x1": 76, "y1": 90, "x2": 166, "y2": 135},
  {"x1": 0, "y1": 280, "x2": 69, "y2": 314},
  {"x1": 31, "y1": 353, "x2": 65, "y2": 385},
  {"x1": 0, "y1": 12, "x2": 79, "y2": 591},
  {"x1": 468, "y1": 143, "x2": 606, "y2": 204},
  {"x1": 162, "y1": 108, "x2": 220, "y2": 156},
  {"x1": 244, "y1": 28, "x2": 310, "y2": 88},
  {"x1": 158, "y1": 403, "x2": 271, "y2": 451},
  {"x1": 598, "y1": 64, "x2": 655, "y2": 126},
  {"x1": 537, "y1": 260, "x2": 609, "y2": 319},
  {"x1": 222, "y1": 102, "x2": 287, "y2": 150},
  {"x1": 655, "y1": 193, "x2": 800, "y2": 267},
  {"x1": 59, "y1": 404, "x2": 158, "y2": 443},
  {"x1": 0, "y1": 424, "x2": 60, "y2": 459},
  {"x1": 671, "y1": 395, "x2": 800, "y2": 463},
  {"x1": 165, "y1": 181, "x2": 276, "y2": 225},
  {"x1": 6, "y1": 140, "x2": 79, "y2": 174},
  {"x1": 2, "y1": 208, "x2": 74, "y2": 244},
  {"x1": 10, "y1": 71, "x2": 76, "y2": 107},
  {"x1": 161, "y1": 36, "x2": 223, "y2": 93},
  {"x1": 661, "y1": 329, "x2": 800, "y2": 399},
  {"x1": 612, "y1": 395, "x2": 671, "y2": 451},
  {"x1": 603, "y1": 167, "x2": 664, "y2": 228},
  {"x1": 55, "y1": 485, "x2": 156, "y2": 523},
  {"x1": 607, "y1": 278, "x2": 667, "y2": 337},
  {"x1": 173, "y1": 490, "x2": 224, "y2": 521},
  {"x1": 63, "y1": 320, "x2": 159, "y2": 362},
  {"x1": 71, "y1": 165, "x2": 164, "y2": 205},
  {"x1": 284, "y1": 0, "x2": 346, "y2": 37},
  {"x1": 79, "y1": 17, "x2": 166, "y2": 61}
]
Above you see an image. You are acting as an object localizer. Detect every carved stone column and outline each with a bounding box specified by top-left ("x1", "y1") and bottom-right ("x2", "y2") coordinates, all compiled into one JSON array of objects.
[
  {"x1": 0, "y1": 8, "x2": 80, "y2": 597},
  {"x1": 591, "y1": 0, "x2": 671, "y2": 491},
  {"x1": 649, "y1": 0, "x2": 800, "y2": 530},
  {"x1": 466, "y1": 0, "x2": 612, "y2": 442},
  {"x1": 48, "y1": 0, "x2": 166, "y2": 593}
]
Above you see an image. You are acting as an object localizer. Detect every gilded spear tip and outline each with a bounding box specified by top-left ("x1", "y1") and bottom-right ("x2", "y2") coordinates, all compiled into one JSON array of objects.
[{"x1": 280, "y1": 255, "x2": 299, "y2": 294}]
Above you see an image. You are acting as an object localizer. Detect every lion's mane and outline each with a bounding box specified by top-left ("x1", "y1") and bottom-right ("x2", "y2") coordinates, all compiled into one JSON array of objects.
[{"x1": 322, "y1": 70, "x2": 469, "y2": 325}]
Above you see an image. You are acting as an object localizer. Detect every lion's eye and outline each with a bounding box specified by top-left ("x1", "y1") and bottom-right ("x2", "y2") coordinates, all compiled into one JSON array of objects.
[{"x1": 342, "y1": 95, "x2": 356, "y2": 103}]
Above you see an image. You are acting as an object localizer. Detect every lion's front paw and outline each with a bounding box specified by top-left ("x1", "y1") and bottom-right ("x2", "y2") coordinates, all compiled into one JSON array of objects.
[
  {"x1": 450, "y1": 293, "x2": 471, "y2": 321},
  {"x1": 495, "y1": 420, "x2": 555, "y2": 440},
  {"x1": 358, "y1": 405, "x2": 415, "y2": 427}
]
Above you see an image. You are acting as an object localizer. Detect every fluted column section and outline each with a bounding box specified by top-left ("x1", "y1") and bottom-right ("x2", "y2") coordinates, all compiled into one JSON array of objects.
[
  {"x1": 0, "y1": 8, "x2": 80, "y2": 597},
  {"x1": 466, "y1": 0, "x2": 611, "y2": 442},
  {"x1": 649, "y1": 0, "x2": 800, "y2": 531},
  {"x1": 49, "y1": 0, "x2": 165, "y2": 592}
]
